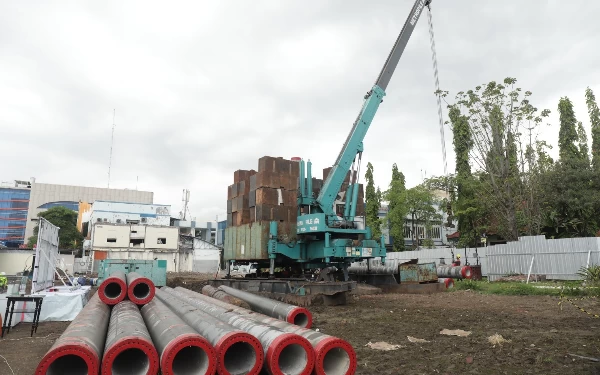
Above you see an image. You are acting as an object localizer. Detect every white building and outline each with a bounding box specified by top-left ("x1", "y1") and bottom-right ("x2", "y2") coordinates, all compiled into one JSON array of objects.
[
  {"x1": 90, "y1": 224, "x2": 185, "y2": 273},
  {"x1": 83, "y1": 201, "x2": 170, "y2": 227},
  {"x1": 180, "y1": 235, "x2": 221, "y2": 273}
]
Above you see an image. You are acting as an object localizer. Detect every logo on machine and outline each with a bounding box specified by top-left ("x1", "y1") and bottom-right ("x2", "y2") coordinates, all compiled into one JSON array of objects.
[
  {"x1": 410, "y1": 0, "x2": 426, "y2": 26},
  {"x1": 297, "y1": 218, "x2": 320, "y2": 226}
]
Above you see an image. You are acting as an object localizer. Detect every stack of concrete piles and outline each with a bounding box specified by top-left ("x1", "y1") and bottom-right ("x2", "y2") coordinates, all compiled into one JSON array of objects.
[
  {"x1": 226, "y1": 156, "x2": 366, "y2": 228},
  {"x1": 34, "y1": 276, "x2": 357, "y2": 375}
]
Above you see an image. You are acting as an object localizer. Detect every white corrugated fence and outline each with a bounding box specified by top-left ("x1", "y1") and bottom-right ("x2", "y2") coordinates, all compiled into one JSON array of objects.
[{"x1": 356, "y1": 235, "x2": 600, "y2": 281}]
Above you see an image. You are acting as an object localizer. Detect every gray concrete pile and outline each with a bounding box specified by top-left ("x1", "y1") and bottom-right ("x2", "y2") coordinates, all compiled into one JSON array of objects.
[{"x1": 35, "y1": 272, "x2": 356, "y2": 375}]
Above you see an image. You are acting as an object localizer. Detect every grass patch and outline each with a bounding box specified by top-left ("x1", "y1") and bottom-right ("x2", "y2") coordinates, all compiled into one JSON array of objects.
[{"x1": 451, "y1": 279, "x2": 600, "y2": 297}]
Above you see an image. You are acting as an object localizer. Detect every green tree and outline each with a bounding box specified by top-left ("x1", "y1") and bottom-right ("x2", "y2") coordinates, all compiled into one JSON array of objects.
[
  {"x1": 403, "y1": 185, "x2": 441, "y2": 249},
  {"x1": 27, "y1": 206, "x2": 83, "y2": 249},
  {"x1": 542, "y1": 95, "x2": 597, "y2": 237},
  {"x1": 585, "y1": 87, "x2": 600, "y2": 171},
  {"x1": 447, "y1": 105, "x2": 479, "y2": 246},
  {"x1": 558, "y1": 97, "x2": 582, "y2": 162},
  {"x1": 385, "y1": 163, "x2": 407, "y2": 251},
  {"x1": 441, "y1": 78, "x2": 550, "y2": 243},
  {"x1": 365, "y1": 162, "x2": 382, "y2": 241}
]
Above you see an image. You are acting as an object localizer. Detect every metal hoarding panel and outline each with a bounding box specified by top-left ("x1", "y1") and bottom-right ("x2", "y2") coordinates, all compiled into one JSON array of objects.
[{"x1": 32, "y1": 217, "x2": 60, "y2": 293}]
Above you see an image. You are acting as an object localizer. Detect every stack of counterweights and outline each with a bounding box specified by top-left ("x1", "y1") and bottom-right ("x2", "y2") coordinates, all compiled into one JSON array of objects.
[{"x1": 227, "y1": 156, "x2": 365, "y2": 228}]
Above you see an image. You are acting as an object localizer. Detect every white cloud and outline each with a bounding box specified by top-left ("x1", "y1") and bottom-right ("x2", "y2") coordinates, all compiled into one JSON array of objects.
[{"x1": 1, "y1": 0, "x2": 600, "y2": 223}]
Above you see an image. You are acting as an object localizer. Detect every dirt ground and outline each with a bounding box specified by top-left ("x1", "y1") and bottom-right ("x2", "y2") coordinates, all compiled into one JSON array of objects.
[
  {"x1": 311, "y1": 291, "x2": 600, "y2": 375},
  {"x1": 1, "y1": 283, "x2": 599, "y2": 375}
]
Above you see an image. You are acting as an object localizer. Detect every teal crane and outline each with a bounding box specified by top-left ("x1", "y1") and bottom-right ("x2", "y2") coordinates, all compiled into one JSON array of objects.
[{"x1": 267, "y1": 0, "x2": 432, "y2": 279}]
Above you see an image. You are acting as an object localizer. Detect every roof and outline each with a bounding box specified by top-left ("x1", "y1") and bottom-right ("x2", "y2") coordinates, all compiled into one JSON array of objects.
[{"x1": 446, "y1": 231, "x2": 460, "y2": 239}]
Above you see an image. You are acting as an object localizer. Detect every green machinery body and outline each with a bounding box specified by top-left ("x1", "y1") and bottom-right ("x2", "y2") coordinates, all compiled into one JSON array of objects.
[{"x1": 97, "y1": 259, "x2": 167, "y2": 286}]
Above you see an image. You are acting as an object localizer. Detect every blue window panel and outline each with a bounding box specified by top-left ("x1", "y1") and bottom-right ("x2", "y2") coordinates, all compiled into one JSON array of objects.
[
  {"x1": 0, "y1": 188, "x2": 30, "y2": 244},
  {"x1": 37, "y1": 201, "x2": 79, "y2": 211}
]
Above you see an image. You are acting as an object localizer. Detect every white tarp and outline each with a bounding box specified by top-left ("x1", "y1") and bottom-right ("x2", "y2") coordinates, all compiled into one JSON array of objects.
[
  {"x1": 0, "y1": 286, "x2": 91, "y2": 327},
  {"x1": 32, "y1": 218, "x2": 60, "y2": 293}
]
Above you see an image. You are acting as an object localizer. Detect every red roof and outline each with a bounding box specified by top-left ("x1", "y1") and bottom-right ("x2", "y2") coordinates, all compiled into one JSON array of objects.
[{"x1": 446, "y1": 231, "x2": 460, "y2": 239}]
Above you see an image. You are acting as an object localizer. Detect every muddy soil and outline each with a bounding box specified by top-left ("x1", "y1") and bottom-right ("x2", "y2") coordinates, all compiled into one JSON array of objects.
[
  {"x1": 2, "y1": 285, "x2": 599, "y2": 374},
  {"x1": 311, "y1": 291, "x2": 600, "y2": 375},
  {"x1": 0, "y1": 321, "x2": 70, "y2": 375}
]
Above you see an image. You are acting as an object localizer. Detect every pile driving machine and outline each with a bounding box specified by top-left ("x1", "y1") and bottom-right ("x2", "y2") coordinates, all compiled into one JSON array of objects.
[{"x1": 225, "y1": 0, "x2": 432, "y2": 283}]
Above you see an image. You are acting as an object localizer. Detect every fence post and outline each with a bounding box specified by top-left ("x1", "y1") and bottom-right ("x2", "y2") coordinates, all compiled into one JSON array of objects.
[
  {"x1": 586, "y1": 250, "x2": 591, "y2": 268},
  {"x1": 526, "y1": 255, "x2": 535, "y2": 284}
]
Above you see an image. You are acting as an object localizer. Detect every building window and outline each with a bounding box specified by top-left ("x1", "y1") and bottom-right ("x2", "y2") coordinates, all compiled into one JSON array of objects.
[
  {"x1": 157, "y1": 237, "x2": 167, "y2": 245},
  {"x1": 37, "y1": 201, "x2": 79, "y2": 211},
  {"x1": 0, "y1": 188, "x2": 31, "y2": 246}
]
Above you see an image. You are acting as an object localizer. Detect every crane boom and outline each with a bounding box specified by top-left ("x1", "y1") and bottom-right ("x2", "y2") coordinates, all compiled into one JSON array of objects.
[{"x1": 316, "y1": 0, "x2": 432, "y2": 217}]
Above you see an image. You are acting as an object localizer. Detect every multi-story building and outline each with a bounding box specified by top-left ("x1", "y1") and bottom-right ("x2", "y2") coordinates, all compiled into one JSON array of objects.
[
  {"x1": 25, "y1": 180, "x2": 153, "y2": 241},
  {"x1": 89, "y1": 223, "x2": 182, "y2": 272},
  {"x1": 1, "y1": 178, "x2": 154, "y2": 247},
  {"x1": 0, "y1": 180, "x2": 32, "y2": 247}
]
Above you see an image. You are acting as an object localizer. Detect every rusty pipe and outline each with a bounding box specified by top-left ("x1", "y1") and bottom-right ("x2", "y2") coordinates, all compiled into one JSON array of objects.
[
  {"x1": 102, "y1": 300, "x2": 160, "y2": 375},
  {"x1": 436, "y1": 265, "x2": 472, "y2": 279},
  {"x1": 35, "y1": 293, "x2": 110, "y2": 375},
  {"x1": 176, "y1": 286, "x2": 356, "y2": 375},
  {"x1": 155, "y1": 288, "x2": 262, "y2": 375},
  {"x1": 98, "y1": 270, "x2": 127, "y2": 305},
  {"x1": 126, "y1": 271, "x2": 156, "y2": 305},
  {"x1": 217, "y1": 285, "x2": 313, "y2": 328},
  {"x1": 162, "y1": 286, "x2": 315, "y2": 375},
  {"x1": 202, "y1": 284, "x2": 250, "y2": 309},
  {"x1": 140, "y1": 297, "x2": 218, "y2": 375}
]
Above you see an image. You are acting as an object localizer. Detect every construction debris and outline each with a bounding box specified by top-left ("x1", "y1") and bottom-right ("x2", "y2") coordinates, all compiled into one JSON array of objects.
[
  {"x1": 407, "y1": 336, "x2": 430, "y2": 343},
  {"x1": 440, "y1": 329, "x2": 472, "y2": 337},
  {"x1": 488, "y1": 333, "x2": 511, "y2": 346},
  {"x1": 365, "y1": 341, "x2": 404, "y2": 351}
]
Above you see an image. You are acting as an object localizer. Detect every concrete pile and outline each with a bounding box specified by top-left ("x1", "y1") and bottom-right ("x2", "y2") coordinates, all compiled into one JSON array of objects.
[
  {"x1": 436, "y1": 265, "x2": 472, "y2": 280},
  {"x1": 97, "y1": 270, "x2": 156, "y2": 305},
  {"x1": 35, "y1": 280, "x2": 357, "y2": 375},
  {"x1": 36, "y1": 270, "x2": 161, "y2": 375},
  {"x1": 215, "y1": 285, "x2": 313, "y2": 328}
]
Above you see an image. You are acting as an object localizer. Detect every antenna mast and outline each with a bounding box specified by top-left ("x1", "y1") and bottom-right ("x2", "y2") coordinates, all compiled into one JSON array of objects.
[
  {"x1": 181, "y1": 189, "x2": 190, "y2": 220},
  {"x1": 108, "y1": 109, "x2": 116, "y2": 189}
]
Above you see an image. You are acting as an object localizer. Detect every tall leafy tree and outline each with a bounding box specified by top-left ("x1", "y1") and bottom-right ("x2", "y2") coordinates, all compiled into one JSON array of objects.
[
  {"x1": 27, "y1": 206, "x2": 83, "y2": 249},
  {"x1": 385, "y1": 163, "x2": 407, "y2": 251},
  {"x1": 585, "y1": 87, "x2": 600, "y2": 171},
  {"x1": 365, "y1": 162, "x2": 382, "y2": 241},
  {"x1": 542, "y1": 95, "x2": 597, "y2": 237},
  {"x1": 440, "y1": 78, "x2": 550, "y2": 243},
  {"x1": 558, "y1": 97, "x2": 582, "y2": 163},
  {"x1": 447, "y1": 105, "x2": 478, "y2": 246}
]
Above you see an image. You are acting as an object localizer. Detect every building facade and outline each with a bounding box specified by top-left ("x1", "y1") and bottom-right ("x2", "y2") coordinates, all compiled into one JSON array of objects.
[
  {"x1": 90, "y1": 223, "x2": 182, "y2": 272},
  {"x1": 24, "y1": 179, "x2": 153, "y2": 241},
  {"x1": 0, "y1": 180, "x2": 32, "y2": 247},
  {"x1": 80, "y1": 201, "x2": 171, "y2": 237}
]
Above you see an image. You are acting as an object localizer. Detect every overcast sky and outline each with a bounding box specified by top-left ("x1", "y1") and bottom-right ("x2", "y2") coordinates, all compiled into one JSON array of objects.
[{"x1": 1, "y1": 1, "x2": 599, "y2": 224}]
